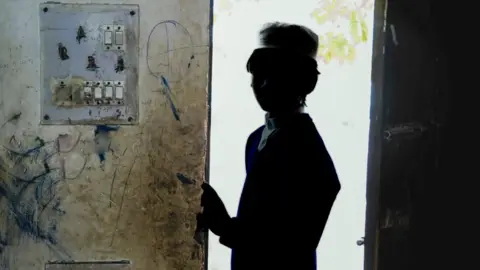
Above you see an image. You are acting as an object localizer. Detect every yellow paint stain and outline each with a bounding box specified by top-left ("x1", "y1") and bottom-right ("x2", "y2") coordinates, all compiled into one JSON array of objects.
[
  {"x1": 311, "y1": 0, "x2": 350, "y2": 25},
  {"x1": 217, "y1": 0, "x2": 234, "y2": 12},
  {"x1": 311, "y1": 0, "x2": 371, "y2": 64},
  {"x1": 360, "y1": 19, "x2": 368, "y2": 42},
  {"x1": 317, "y1": 32, "x2": 356, "y2": 65},
  {"x1": 349, "y1": 11, "x2": 368, "y2": 43},
  {"x1": 311, "y1": 9, "x2": 329, "y2": 25}
]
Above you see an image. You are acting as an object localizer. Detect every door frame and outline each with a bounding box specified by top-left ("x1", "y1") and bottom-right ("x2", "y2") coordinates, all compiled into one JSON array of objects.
[{"x1": 364, "y1": 0, "x2": 387, "y2": 269}]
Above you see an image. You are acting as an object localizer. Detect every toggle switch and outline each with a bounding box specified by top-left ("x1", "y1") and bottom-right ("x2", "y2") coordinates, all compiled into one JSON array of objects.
[
  {"x1": 115, "y1": 31, "x2": 123, "y2": 45},
  {"x1": 105, "y1": 86, "x2": 113, "y2": 98},
  {"x1": 115, "y1": 86, "x2": 124, "y2": 99},
  {"x1": 104, "y1": 31, "x2": 113, "y2": 45},
  {"x1": 94, "y1": 87, "x2": 102, "y2": 99},
  {"x1": 83, "y1": 87, "x2": 92, "y2": 98}
]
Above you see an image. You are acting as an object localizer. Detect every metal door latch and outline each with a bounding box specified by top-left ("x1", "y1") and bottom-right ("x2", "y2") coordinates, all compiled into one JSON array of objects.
[{"x1": 356, "y1": 237, "x2": 365, "y2": 246}]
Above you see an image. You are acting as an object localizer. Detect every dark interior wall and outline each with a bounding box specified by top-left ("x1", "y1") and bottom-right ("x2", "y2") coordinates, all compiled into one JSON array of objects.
[{"x1": 366, "y1": 0, "x2": 455, "y2": 269}]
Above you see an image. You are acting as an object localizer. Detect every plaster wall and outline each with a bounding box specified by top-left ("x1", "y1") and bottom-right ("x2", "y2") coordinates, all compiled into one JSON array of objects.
[{"x1": 0, "y1": 0, "x2": 211, "y2": 269}]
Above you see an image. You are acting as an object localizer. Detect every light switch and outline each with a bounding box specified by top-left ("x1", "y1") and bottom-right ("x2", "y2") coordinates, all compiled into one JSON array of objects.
[
  {"x1": 83, "y1": 87, "x2": 92, "y2": 98},
  {"x1": 105, "y1": 86, "x2": 113, "y2": 98},
  {"x1": 115, "y1": 31, "x2": 123, "y2": 45},
  {"x1": 94, "y1": 87, "x2": 102, "y2": 99},
  {"x1": 104, "y1": 31, "x2": 113, "y2": 45},
  {"x1": 115, "y1": 86, "x2": 124, "y2": 99}
]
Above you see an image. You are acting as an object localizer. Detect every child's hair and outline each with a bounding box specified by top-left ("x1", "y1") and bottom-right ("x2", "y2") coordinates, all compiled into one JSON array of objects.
[
  {"x1": 257, "y1": 23, "x2": 320, "y2": 106},
  {"x1": 259, "y1": 22, "x2": 319, "y2": 58}
]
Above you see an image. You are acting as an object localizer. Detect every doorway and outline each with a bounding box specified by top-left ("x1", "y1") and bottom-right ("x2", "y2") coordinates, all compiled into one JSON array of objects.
[{"x1": 209, "y1": 0, "x2": 375, "y2": 269}]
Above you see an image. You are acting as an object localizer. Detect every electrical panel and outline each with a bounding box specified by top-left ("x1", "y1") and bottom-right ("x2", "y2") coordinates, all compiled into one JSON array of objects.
[{"x1": 39, "y1": 3, "x2": 139, "y2": 125}]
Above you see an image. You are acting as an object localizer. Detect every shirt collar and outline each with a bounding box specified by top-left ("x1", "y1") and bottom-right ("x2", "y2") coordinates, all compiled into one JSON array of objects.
[
  {"x1": 265, "y1": 113, "x2": 276, "y2": 130},
  {"x1": 264, "y1": 107, "x2": 305, "y2": 130}
]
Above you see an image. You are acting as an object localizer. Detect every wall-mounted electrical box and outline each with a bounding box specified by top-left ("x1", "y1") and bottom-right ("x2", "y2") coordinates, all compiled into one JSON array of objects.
[{"x1": 39, "y1": 3, "x2": 139, "y2": 125}]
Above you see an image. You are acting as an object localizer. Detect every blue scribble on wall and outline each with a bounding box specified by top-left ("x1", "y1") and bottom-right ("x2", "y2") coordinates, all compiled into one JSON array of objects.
[
  {"x1": 176, "y1": 173, "x2": 195, "y2": 185},
  {"x1": 160, "y1": 76, "x2": 181, "y2": 121},
  {"x1": 0, "y1": 136, "x2": 72, "y2": 267},
  {"x1": 94, "y1": 125, "x2": 119, "y2": 163},
  {"x1": 94, "y1": 125, "x2": 119, "y2": 135}
]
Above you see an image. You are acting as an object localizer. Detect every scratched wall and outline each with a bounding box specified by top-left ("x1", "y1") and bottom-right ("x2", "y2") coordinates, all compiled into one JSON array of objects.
[{"x1": 0, "y1": 0, "x2": 210, "y2": 269}]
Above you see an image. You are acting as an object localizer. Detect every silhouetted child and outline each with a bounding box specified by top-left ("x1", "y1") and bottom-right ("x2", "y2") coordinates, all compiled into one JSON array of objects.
[{"x1": 201, "y1": 22, "x2": 341, "y2": 270}]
